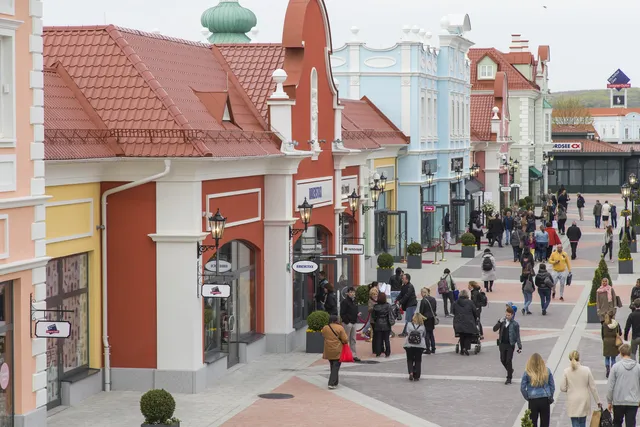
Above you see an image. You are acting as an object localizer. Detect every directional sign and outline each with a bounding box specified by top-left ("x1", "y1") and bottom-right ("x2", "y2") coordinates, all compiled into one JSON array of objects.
[
  {"x1": 34, "y1": 321, "x2": 71, "y2": 338},
  {"x1": 607, "y1": 69, "x2": 631, "y2": 91},
  {"x1": 202, "y1": 283, "x2": 231, "y2": 298},
  {"x1": 342, "y1": 244, "x2": 364, "y2": 255}
]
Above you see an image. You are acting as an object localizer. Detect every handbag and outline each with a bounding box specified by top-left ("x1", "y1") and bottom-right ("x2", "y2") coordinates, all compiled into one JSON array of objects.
[
  {"x1": 616, "y1": 334, "x2": 623, "y2": 347},
  {"x1": 523, "y1": 277, "x2": 534, "y2": 293},
  {"x1": 589, "y1": 409, "x2": 601, "y2": 427},
  {"x1": 544, "y1": 383, "x2": 554, "y2": 404},
  {"x1": 566, "y1": 272, "x2": 572, "y2": 286},
  {"x1": 615, "y1": 295, "x2": 623, "y2": 308},
  {"x1": 339, "y1": 343, "x2": 354, "y2": 363},
  {"x1": 425, "y1": 298, "x2": 440, "y2": 326},
  {"x1": 599, "y1": 408, "x2": 614, "y2": 427}
]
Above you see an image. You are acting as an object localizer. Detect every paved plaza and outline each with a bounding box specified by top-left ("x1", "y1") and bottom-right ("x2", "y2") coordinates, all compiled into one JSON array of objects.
[{"x1": 48, "y1": 194, "x2": 640, "y2": 427}]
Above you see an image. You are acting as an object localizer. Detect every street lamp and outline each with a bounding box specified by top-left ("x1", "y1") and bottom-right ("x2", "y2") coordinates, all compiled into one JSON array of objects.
[
  {"x1": 454, "y1": 167, "x2": 463, "y2": 182},
  {"x1": 426, "y1": 171, "x2": 435, "y2": 187},
  {"x1": 197, "y1": 209, "x2": 227, "y2": 276},
  {"x1": 290, "y1": 197, "x2": 314, "y2": 239},
  {"x1": 630, "y1": 173, "x2": 638, "y2": 186},
  {"x1": 346, "y1": 189, "x2": 361, "y2": 216},
  {"x1": 362, "y1": 181, "x2": 381, "y2": 214},
  {"x1": 622, "y1": 182, "x2": 631, "y2": 210},
  {"x1": 378, "y1": 173, "x2": 387, "y2": 192}
]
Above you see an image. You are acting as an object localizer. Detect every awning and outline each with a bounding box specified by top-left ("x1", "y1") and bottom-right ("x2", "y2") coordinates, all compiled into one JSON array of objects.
[
  {"x1": 465, "y1": 178, "x2": 484, "y2": 195},
  {"x1": 529, "y1": 166, "x2": 543, "y2": 180}
]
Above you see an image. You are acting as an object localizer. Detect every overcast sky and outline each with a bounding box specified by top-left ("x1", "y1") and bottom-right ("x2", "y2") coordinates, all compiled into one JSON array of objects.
[{"x1": 43, "y1": 0, "x2": 638, "y2": 92}]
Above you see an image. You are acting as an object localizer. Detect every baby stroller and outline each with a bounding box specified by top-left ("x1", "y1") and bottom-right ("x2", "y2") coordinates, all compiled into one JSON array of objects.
[{"x1": 454, "y1": 318, "x2": 482, "y2": 355}]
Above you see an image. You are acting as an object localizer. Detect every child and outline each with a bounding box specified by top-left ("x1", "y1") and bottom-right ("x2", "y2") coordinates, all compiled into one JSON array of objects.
[{"x1": 528, "y1": 232, "x2": 536, "y2": 257}]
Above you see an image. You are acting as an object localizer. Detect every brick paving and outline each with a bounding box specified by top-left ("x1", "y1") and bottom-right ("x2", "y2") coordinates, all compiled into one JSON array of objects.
[{"x1": 48, "y1": 194, "x2": 640, "y2": 427}]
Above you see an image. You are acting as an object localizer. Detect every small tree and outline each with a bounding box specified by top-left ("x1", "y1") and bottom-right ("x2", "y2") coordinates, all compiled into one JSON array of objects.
[
  {"x1": 521, "y1": 409, "x2": 534, "y2": 427},
  {"x1": 619, "y1": 235, "x2": 632, "y2": 261},
  {"x1": 551, "y1": 97, "x2": 593, "y2": 126}
]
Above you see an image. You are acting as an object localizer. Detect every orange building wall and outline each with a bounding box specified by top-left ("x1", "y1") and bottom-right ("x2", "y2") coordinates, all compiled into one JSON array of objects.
[{"x1": 101, "y1": 182, "x2": 157, "y2": 369}]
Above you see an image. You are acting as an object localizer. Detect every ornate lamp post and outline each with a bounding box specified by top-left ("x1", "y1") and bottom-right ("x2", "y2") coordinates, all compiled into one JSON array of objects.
[
  {"x1": 290, "y1": 198, "x2": 314, "y2": 239},
  {"x1": 622, "y1": 182, "x2": 631, "y2": 211},
  {"x1": 197, "y1": 209, "x2": 227, "y2": 276},
  {"x1": 362, "y1": 181, "x2": 381, "y2": 214}
]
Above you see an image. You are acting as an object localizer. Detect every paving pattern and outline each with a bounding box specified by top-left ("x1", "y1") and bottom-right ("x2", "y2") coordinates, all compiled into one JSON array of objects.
[{"x1": 47, "y1": 194, "x2": 640, "y2": 427}]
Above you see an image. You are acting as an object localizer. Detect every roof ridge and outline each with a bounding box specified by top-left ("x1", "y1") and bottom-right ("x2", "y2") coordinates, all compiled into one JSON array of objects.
[
  {"x1": 115, "y1": 26, "x2": 213, "y2": 48},
  {"x1": 104, "y1": 25, "x2": 212, "y2": 157},
  {"x1": 44, "y1": 25, "x2": 110, "y2": 31},
  {"x1": 360, "y1": 96, "x2": 407, "y2": 138},
  {"x1": 215, "y1": 42, "x2": 283, "y2": 47}
]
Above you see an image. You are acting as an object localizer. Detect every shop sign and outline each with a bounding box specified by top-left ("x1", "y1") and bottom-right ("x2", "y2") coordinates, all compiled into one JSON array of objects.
[
  {"x1": 296, "y1": 177, "x2": 333, "y2": 207},
  {"x1": 450, "y1": 157, "x2": 464, "y2": 172},
  {"x1": 202, "y1": 283, "x2": 231, "y2": 298},
  {"x1": 0, "y1": 363, "x2": 8, "y2": 390},
  {"x1": 501, "y1": 186, "x2": 511, "y2": 192},
  {"x1": 292, "y1": 260, "x2": 319, "y2": 273},
  {"x1": 342, "y1": 244, "x2": 364, "y2": 255},
  {"x1": 613, "y1": 95, "x2": 625, "y2": 106},
  {"x1": 510, "y1": 183, "x2": 521, "y2": 188},
  {"x1": 422, "y1": 205, "x2": 436, "y2": 213},
  {"x1": 451, "y1": 199, "x2": 465, "y2": 206},
  {"x1": 341, "y1": 176, "x2": 358, "y2": 198},
  {"x1": 607, "y1": 69, "x2": 631, "y2": 90},
  {"x1": 34, "y1": 321, "x2": 71, "y2": 338},
  {"x1": 552, "y1": 142, "x2": 581, "y2": 151},
  {"x1": 301, "y1": 243, "x2": 323, "y2": 254},
  {"x1": 204, "y1": 260, "x2": 232, "y2": 273}
]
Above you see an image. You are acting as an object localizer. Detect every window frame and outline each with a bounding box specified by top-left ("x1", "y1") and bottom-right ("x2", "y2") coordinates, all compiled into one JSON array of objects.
[
  {"x1": 479, "y1": 64, "x2": 494, "y2": 79},
  {"x1": 0, "y1": 22, "x2": 19, "y2": 148}
]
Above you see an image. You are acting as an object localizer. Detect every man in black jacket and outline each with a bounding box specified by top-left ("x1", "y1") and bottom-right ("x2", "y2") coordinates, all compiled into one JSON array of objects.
[
  {"x1": 389, "y1": 267, "x2": 403, "y2": 303},
  {"x1": 314, "y1": 271, "x2": 329, "y2": 310},
  {"x1": 340, "y1": 286, "x2": 361, "y2": 362},
  {"x1": 397, "y1": 273, "x2": 417, "y2": 337},
  {"x1": 625, "y1": 299, "x2": 640, "y2": 361},
  {"x1": 493, "y1": 307, "x2": 523, "y2": 385},
  {"x1": 566, "y1": 221, "x2": 582, "y2": 260}
]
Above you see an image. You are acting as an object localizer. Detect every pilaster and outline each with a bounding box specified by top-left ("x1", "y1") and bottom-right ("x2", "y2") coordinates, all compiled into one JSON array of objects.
[{"x1": 483, "y1": 143, "x2": 502, "y2": 202}]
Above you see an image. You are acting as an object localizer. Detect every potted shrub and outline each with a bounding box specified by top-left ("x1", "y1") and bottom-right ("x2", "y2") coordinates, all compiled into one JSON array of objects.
[
  {"x1": 140, "y1": 389, "x2": 180, "y2": 427},
  {"x1": 406, "y1": 241, "x2": 423, "y2": 269},
  {"x1": 460, "y1": 232, "x2": 476, "y2": 258},
  {"x1": 305, "y1": 310, "x2": 329, "y2": 353},
  {"x1": 619, "y1": 235, "x2": 633, "y2": 274},
  {"x1": 355, "y1": 285, "x2": 370, "y2": 322},
  {"x1": 588, "y1": 258, "x2": 614, "y2": 323},
  {"x1": 376, "y1": 252, "x2": 394, "y2": 283}
]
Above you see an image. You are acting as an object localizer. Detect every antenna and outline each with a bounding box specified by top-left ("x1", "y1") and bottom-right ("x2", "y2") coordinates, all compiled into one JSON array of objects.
[{"x1": 103, "y1": 12, "x2": 107, "y2": 25}]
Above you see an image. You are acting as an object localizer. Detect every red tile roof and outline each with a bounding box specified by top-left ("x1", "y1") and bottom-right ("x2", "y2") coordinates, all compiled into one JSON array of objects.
[
  {"x1": 552, "y1": 139, "x2": 625, "y2": 153},
  {"x1": 589, "y1": 108, "x2": 640, "y2": 117},
  {"x1": 470, "y1": 94, "x2": 494, "y2": 141},
  {"x1": 340, "y1": 97, "x2": 408, "y2": 149},
  {"x1": 469, "y1": 48, "x2": 539, "y2": 91},
  {"x1": 552, "y1": 124, "x2": 597, "y2": 134},
  {"x1": 43, "y1": 25, "x2": 282, "y2": 158}
]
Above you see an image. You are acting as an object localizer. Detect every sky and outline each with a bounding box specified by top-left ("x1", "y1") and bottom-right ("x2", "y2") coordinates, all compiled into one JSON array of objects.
[{"x1": 43, "y1": 0, "x2": 640, "y2": 92}]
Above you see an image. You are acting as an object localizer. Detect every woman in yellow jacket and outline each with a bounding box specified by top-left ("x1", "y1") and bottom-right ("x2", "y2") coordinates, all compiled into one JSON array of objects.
[{"x1": 322, "y1": 315, "x2": 348, "y2": 389}]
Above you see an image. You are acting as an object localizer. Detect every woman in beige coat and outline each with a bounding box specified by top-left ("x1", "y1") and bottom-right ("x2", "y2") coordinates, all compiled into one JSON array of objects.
[
  {"x1": 321, "y1": 315, "x2": 348, "y2": 390},
  {"x1": 560, "y1": 350, "x2": 601, "y2": 427}
]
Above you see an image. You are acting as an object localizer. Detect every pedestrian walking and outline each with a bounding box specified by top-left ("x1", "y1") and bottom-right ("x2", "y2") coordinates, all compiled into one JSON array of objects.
[
  {"x1": 315, "y1": 271, "x2": 329, "y2": 310},
  {"x1": 557, "y1": 204, "x2": 568, "y2": 235},
  {"x1": 559, "y1": 351, "x2": 602, "y2": 427},
  {"x1": 418, "y1": 287, "x2": 437, "y2": 354},
  {"x1": 596, "y1": 278, "x2": 619, "y2": 324},
  {"x1": 397, "y1": 273, "x2": 417, "y2": 337},
  {"x1": 549, "y1": 244, "x2": 571, "y2": 301},
  {"x1": 340, "y1": 286, "x2": 361, "y2": 362},
  {"x1": 559, "y1": 189, "x2": 569, "y2": 212},
  {"x1": 535, "y1": 264, "x2": 553, "y2": 316},
  {"x1": 604, "y1": 225, "x2": 615, "y2": 263},
  {"x1": 511, "y1": 226, "x2": 526, "y2": 262},
  {"x1": 371, "y1": 292, "x2": 392, "y2": 357},
  {"x1": 321, "y1": 315, "x2": 348, "y2": 390},
  {"x1": 602, "y1": 200, "x2": 611, "y2": 228},
  {"x1": 469, "y1": 281, "x2": 487, "y2": 339},
  {"x1": 389, "y1": 267, "x2": 403, "y2": 303},
  {"x1": 527, "y1": 231, "x2": 537, "y2": 258},
  {"x1": 494, "y1": 306, "x2": 523, "y2": 384},
  {"x1": 526, "y1": 211, "x2": 537, "y2": 233},
  {"x1": 324, "y1": 283, "x2": 337, "y2": 315},
  {"x1": 488, "y1": 214, "x2": 504, "y2": 247},
  {"x1": 630, "y1": 279, "x2": 640, "y2": 310},
  {"x1": 521, "y1": 258, "x2": 535, "y2": 316},
  {"x1": 620, "y1": 217, "x2": 637, "y2": 243},
  {"x1": 544, "y1": 222, "x2": 561, "y2": 261},
  {"x1": 577, "y1": 193, "x2": 585, "y2": 221},
  {"x1": 535, "y1": 225, "x2": 549, "y2": 262},
  {"x1": 602, "y1": 314, "x2": 623, "y2": 379},
  {"x1": 594, "y1": 200, "x2": 603, "y2": 229},
  {"x1": 504, "y1": 210, "x2": 514, "y2": 246},
  {"x1": 521, "y1": 249, "x2": 535, "y2": 272},
  {"x1": 520, "y1": 353, "x2": 555, "y2": 427},
  {"x1": 452, "y1": 289, "x2": 478, "y2": 356},
  {"x1": 403, "y1": 312, "x2": 426, "y2": 381},
  {"x1": 624, "y1": 299, "x2": 640, "y2": 360},
  {"x1": 481, "y1": 248, "x2": 496, "y2": 292},
  {"x1": 611, "y1": 203, "x2": 618, "y2": 229},
  {"x1": 470, "y1": 214, "x2": 483, "y2": 250},
  {"x1": 606, "y1": 343, "x2": 640, "y2": 425},
  {"x1": 566, "y1": 221, "x2": 582, "y2": 260},
  {"x1": 436, "y1": 268, "x2": 455, "y2": 317},
  {"x1": 360, "y1": 282, "x2": 379, "y2": 341},
  {"x1": 444, "y1": 212, "x2": 452, "y2": 249}
]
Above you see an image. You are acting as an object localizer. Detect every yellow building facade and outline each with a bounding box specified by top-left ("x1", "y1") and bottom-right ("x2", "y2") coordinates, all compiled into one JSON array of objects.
[
  {"x1": 44, "y1": 183, "x2": 102, "y2": 408},
  {"x1": 373, "y1": 158, "x2": 397, "y2": 211}
]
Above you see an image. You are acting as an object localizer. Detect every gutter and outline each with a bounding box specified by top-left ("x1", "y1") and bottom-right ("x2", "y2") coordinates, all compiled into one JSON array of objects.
[{"x1": 100, "y1": 160, "x2": 172, "y2": 392}]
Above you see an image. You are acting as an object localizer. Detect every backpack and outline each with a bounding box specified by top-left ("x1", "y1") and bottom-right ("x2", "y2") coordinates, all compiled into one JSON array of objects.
[
  {"x1": 408, "y1": 323, "x2": 421, "y2": 345},
  {"x1": 482, "y1": 255, "x2": 493, "y2": 271},
  {"x1": 437, "y1": 276, "x2": 449, "y2": 294},
  {"x1": 478, "y1": 291, "x2": 488, "y2": 307}
]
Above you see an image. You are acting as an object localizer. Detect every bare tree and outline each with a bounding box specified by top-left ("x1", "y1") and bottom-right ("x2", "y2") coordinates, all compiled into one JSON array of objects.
[{"x1": 551, "y1": 97, "x2": 593, "y2": 126}]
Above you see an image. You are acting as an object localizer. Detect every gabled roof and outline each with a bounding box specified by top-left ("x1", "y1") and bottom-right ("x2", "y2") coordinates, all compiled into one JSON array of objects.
[
  {"x1": 470, "y1": 94, "x2": 494, "y2": 141},
  {"x1": 340, "y1": 97, "x2": 408, "y2": 149},
  {"x1": 589, "y1": 108, "x2": 640, "y2": 117},
  {"x1": 469, "y1": 48, "x2": 539, "y2": 91},
  {"x1": 43, "y1": 25, "x2": 281, "y2": 158},
  {"x1": 552, "y1": 139, "x2": 625, "y2": 154}
]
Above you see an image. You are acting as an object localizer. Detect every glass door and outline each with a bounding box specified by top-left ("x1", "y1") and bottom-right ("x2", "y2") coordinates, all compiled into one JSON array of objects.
[{"x1": 226, "y1": 279, "x2": 239, "y2": 368}]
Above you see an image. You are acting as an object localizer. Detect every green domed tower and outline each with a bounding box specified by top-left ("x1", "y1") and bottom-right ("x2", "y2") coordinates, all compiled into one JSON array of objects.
[{"x1": 201, "y1": 0, "x2": 257, "y2": 44}]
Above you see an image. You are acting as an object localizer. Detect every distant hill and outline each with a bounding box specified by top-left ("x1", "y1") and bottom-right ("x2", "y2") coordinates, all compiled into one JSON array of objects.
[{"x1": 550, "y1": 88, "x2": 640, "y2": 108}]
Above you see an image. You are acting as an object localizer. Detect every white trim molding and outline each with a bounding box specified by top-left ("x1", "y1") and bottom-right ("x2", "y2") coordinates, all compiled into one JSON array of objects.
[
  {"x1": 0, "y1": 194, "x2": 49, "y2": 210},
  {"x1": 0, "y1": 214, "x2": 7, "y2": 260},
  {"x1": 0, "y1": 154, "x2": 16, "y2": 192},
  {"x1": 148, "y1": 232, "x2": 209, "y2": 243},
  {"x1": 0, "y1": 255, "x2": 49, "y2": 276},
  {"x1": 0, "y1": 1, "x2": 15, "y2": 19},
  {"x1": 206, "y1": 188, "x2": 262, "y2": 229},
  {"x1": 44, "y1": 198, "x2": 94, "y2": 244}
]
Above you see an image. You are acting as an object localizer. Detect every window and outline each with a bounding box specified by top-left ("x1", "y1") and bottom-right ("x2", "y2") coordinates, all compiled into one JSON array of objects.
[
  {"x1": 602, "y1": 127, "x2": 606, "y2": 136},
  {"x1": 0, "y1": 1, "x2": 15, "y2": 15},
  {"x1": 420, "y1": 93, "x2": 427, "y2": 137},
  {"x1": 544, "y1": 113, "x2": 551, "y2": 142},
  {"x1": 612, "y1": 127, "x2": 616, "y2": 136},
  {"x1": 450, "y1": 100, "x2": 454, "y2": 133},
  {"x1": 479, "y1": 64, "x2": 494, "y2": 78},
  {"x1": 427, "y1": 96, "x2": 432, "y2": 137},
  {"x1": 45, "y1": 254, "x2": 89, "y2": 407},
  {"x1": 625, "y1": 128, "x2": 630, "y2": 139},
  {"x1": 0, "y1": 282, "x2": 12, "y2": 423},
  {"x1": 433, "y1": 97, "x2": 438, "y2": 137},
  {"x1": 0, "y1": 32, "x2": 16, "y2": 146}
]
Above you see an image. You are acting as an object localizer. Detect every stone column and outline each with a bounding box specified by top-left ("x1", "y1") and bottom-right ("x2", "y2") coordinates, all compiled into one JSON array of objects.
[{"x1": 484, "y1": 143, "x2": 502, "y2": 204}]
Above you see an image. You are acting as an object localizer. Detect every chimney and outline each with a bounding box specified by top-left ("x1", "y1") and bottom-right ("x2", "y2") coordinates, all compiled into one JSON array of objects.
[
  {"x1": 491, "y1": 106, "x2": 501, "y2": 135},
  {"x1": 267, "y1": 69, "x2": 296, "y2": 145},
  {"x1": 519, "y1": 39, "x2": 530, "y2": 52},
  {"x1": 509, "y1": 34, "x2": 522, "y2": 52}
]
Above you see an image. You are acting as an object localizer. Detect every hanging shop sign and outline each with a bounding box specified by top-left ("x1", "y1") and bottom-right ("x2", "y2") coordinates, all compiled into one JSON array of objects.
[
  {"x1": 552, "y1": 142, "x2": 581, "y2": 151},
  {"x1": 422, "y1": 205, "x2": 436, "y2": 213},
  {"x1": 34, "y1": 321, "x2": 71, "y2": 339},
  {"x1": 501, "y1": 186, "x2": 511, "y2": 192},
  {"x1": 292, "y1": 260, "x2": 319, "y2": 274},
  {"x1": 451, "y1": 199, "x2": 466, "y2": 206},
  {"x1": 342, "y1": 244, "x2": 364, "y2": 255},
  {"x1": 204, "y1": 259, "x2": 232, "y2": 273},
  {"x1": 0, "y1": 363, "x2": 8, "y2": 390},
  {"x1": 201, "y1": 283, "x2": 231, "y2": 298}
]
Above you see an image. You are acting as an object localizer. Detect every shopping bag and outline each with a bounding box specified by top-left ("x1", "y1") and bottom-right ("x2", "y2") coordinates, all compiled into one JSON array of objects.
[
  {"x1": 599, "y1": 408, "x2": 613, "y2": 427},
  {"x1": 552, "y1": 220, "x2": 558, "y2": 229},
  {"x1": 453, "y1": 289, "x2": 460, "y2": 301},
  {"x1": 589, "y1": 409, "x2": 601, "y2": 427},
  {"x1": 339, "y1": 343, "x2": 354, "y2": 363},
  {"x1": 566, "y1": 272, "x2": 572, "y2": 286}
]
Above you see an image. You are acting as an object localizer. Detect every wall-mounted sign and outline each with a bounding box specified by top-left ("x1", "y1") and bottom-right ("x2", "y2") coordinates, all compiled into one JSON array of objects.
[
  {"x1": 202, "y1": 283, "x2": 231, "y2": 298},
  {"x1": 613, "y1": 95, "x2": 625, "y2": 106},
  {"x1": 552, "y1": 142, "x2": 581, "y2": 151},
  {"x1": 341, "y1": 176, "x2": 358, "y2": 198},
  {"x1": 450, "y1": 157, "x2": 464, "y2": 172},
  {"x1": 342, "y1": 244, "x2": 364, "y2": 255},
  {"x1": 296, "y1": 177, "x2": 333, "y2": 207},
  {"x1": 501, "y1": 186, "x2": 511, "y2": 193},
  {"x1": 204, "y1": 260, "x2": 232, "y2": 273},
  {"x1": 451, "y1": 199, "x2": 466, "y2": 206},
  {"x1": 301, "y1": 243, "x2": 323, "y2": 254},
  {"x1": 0, "y1": 363, "x2": 8, "y2": 390},
  {"x1": 34, "y1": 321, "x2": 71, "y2": 338},
  {"x1": 292, "y1": 260, "x2": 319, "y2": 274},
  {"x1": 422, "y1": 205, "x2": 436, "y2": 213},
  {"x1": 607, "y1": 69, "x2": 631, "y2": 91},
  {"x1": 548, "y1": 170, "x2": 555, "y2": 175}
]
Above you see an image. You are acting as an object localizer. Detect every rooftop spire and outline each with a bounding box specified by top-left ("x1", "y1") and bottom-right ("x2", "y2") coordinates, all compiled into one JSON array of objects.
[{"x1": 201, "y1": 0, "x2": 257, "y2": 44}]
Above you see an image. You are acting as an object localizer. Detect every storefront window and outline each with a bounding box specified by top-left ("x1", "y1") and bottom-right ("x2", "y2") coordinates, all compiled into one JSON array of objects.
[
  {"x1": 0, "y1": 282, "x2": 13, "y2": 427},
  {"x1": 293, "y1": 226, "x2": 331, "y2": 325},
  {"x1": 45, "y1": 254, "x2": 89, "y2": 408}
]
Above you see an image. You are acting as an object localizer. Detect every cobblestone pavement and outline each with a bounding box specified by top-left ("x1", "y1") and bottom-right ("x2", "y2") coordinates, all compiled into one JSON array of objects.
[{"x1": 48, "y1": 194, "x2": 640, "y2": 427}]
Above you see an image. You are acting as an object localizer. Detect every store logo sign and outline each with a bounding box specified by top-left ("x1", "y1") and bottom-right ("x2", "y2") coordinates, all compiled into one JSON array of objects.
[
  {"x1": 292, "y1": 260, "x2": 319, "y2": 273},
  {"x1": 552, "y1": 143, "x2": 581, "y2": 151}
]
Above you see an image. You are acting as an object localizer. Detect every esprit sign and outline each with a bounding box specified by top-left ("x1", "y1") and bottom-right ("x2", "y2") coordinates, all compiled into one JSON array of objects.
[
  {"x1": 292, "y1": 260, "x2": 319, "y2": 274},
  {"x1": 202, "y1": 283, "x2": 231, "y2": 298},
  {"x1": 552, "y1": 142, "x2": 581, "y2": 151}
]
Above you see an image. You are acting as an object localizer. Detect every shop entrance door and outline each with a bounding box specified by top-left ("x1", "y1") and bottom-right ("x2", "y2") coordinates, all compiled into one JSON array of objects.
[
  {"x1": 224, "y1": 278, "x2": 239, "y2": 368},
  {"x1": 374, "y1": 210, "x2": 407, "y2": 261}
]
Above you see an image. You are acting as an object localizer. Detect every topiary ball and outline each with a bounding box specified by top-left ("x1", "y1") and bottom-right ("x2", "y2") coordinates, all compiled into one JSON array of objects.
[
  {"x1": 407, "y1": 242, "x2": 423, "y2": 256},
  {"x1": 461, "y1": 232, "x2": 476, "y2": 246},
  {"x1": 355, "y1": 285, "x2": 370, "y2": 305},
  {"x1": 307, "y1": 310, "x2": 330, "y2": 332},
  {"x1": 377, "y1": 253, "x2": 394, "y2": 269},
  {"x1": 140, "y1": 389, "x2": 176, "y2": 424}
]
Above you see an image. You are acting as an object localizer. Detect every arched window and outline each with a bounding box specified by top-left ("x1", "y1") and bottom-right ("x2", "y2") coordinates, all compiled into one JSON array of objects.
[{"x1": 310, "y1": 68, "x2": 319, "y2": 149}]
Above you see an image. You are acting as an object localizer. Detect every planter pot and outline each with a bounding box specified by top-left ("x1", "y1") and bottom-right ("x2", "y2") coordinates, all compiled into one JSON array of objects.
[
  {"x1": 377, "y1": 269, "x2": 392, "y2": 283},
  {"x1": 461, "y1": 246, "x2": 476, "y2": 259},
  {"x1": 142, "y1": 424, "x2": 180, "y2": 427},
  {"x1": 631, "y1": 241, "x2": 638, "y2": 253},
  {"x1": 357, "y1": 305, "x2": 369, "y2": 323},
  {"x1": 305, "y1": 331, "x2": 324, "y2": 353},
  {"x1": 406, "y1": 255, "x2": 422, "y2": 269},
  {"x1": 619, "y1": 259, "x2": 634, "y2": 274},
  {"x1": 587, "y1": 305, "x2": 600, "y2": 324},
  {"x1": 634, "y1": 225, "x2": 640, "y2": 236}
]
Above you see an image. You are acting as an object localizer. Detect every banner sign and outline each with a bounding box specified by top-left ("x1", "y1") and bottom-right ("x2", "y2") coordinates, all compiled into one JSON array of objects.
[
  {"x1": 607, "y1": 69, "x2": 631, "y2": 91},
  {"x1": 450, "y1": 157, "x2": 464, "y2": 172},
  {"x1": 613, "y1": 95, "x2": 625, "y2": 106},
  {"x1": 552, "y1": 142, "x2": 581, "y2": 151},
  {"x1": 341, "y1": 176, "x2": 358, "y2": 198},
  {"x1": 296, "y1": 177, "x2": 333, "y2": 207}
]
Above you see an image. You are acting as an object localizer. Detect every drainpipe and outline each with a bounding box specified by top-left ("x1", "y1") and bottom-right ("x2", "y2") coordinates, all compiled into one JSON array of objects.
[{"x1": 100, "y1": 160, "x2": 172, "y2": 392}]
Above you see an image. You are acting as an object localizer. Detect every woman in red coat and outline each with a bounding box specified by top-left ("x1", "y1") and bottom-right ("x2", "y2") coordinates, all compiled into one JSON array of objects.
[{"x1": 545, "y1": 222, "x2": 561, "y2": 261}]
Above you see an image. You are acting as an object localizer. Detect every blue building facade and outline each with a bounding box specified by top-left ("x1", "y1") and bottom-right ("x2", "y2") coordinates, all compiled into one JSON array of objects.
[{"x1": 332, "y1": 16, "x2": 474, "y2": 247}]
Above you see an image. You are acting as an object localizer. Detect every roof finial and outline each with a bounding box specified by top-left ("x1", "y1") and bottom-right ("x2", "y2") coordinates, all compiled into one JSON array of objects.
[
  {"x1": 492, "y1": 106, "x2": 500, "y2": 120},
  {"x1": 201, "y1": 0, "x2": 257, "y2": 44},
  {"x1": 271, "y1": 69, "x2": 288, "y2": 100},
  {"x1": 401, "y1": 25, "x2": 411, "y2": 41},
  {"x1": 350, "y1": 26, "x2": 360, "y2": 42}
]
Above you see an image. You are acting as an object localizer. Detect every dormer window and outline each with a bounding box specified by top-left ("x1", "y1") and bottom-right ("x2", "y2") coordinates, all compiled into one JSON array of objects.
[
  {"x1": 223, "y1": 104, "x2": 231, "y2": 121},
  {"x1": 479, "y1": 64, "x2": 494, "y2": 79}
]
